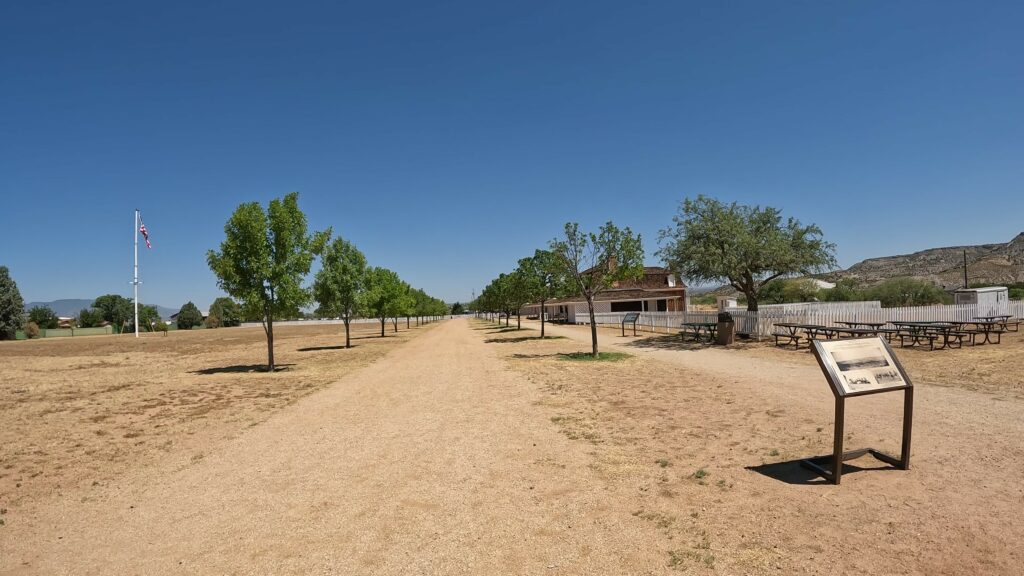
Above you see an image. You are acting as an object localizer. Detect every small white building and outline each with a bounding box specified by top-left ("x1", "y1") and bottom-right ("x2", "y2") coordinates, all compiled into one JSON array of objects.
[{"x1": 954, "y1": 287, "x2": 1009, "y2": 316}]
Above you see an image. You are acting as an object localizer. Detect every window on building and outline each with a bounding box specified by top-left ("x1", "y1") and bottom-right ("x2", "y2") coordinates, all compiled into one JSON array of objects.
[
  {"x1": 610, "y1": 301, "x2": 643, "y2": 312},
  {"x1": 657, "y1": 299, "x2": 667, "y2": 312}
]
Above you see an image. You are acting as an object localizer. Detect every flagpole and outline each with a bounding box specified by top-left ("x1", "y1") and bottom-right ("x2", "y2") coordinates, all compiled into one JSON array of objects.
[{"x1": 134, "y1": 208, "x2": 139, "y2": 338}]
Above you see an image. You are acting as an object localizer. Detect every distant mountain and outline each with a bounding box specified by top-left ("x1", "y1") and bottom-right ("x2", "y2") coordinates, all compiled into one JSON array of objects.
[
  {"x1": 25, "y1": 299, "x2": 179, "y2": 320},
  {"x1": 827, "y1": 233, "x2": 1024, "y2": 288}
]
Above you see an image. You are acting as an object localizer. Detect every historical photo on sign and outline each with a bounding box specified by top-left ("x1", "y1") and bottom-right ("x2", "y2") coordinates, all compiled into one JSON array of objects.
[{"x1": 817, "y1": 338, "x2": 906, "y2": 394}]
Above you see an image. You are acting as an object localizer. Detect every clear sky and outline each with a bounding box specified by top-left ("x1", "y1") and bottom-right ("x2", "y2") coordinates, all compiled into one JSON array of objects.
[{"x1": 2, "y1": 1, "x2": 1021, "y2": 309}]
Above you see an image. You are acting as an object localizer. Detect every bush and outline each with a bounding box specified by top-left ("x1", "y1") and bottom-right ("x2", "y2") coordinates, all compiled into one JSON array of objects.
[
  {"x1": 154, "y1": 320, "x2": 169, "y2": 333},
  {"x1": 208, "y1": 297, "x2": 241, "y2": 327},
  {"x1": 205, "y1": 313, "x2": 221, "y2": 329},
  {"x1": 864, "y1": 278, "x2": 951, "y2": 307},
  {"x1": 24, "y1": 321, "x2": 39, "y2": 339}
]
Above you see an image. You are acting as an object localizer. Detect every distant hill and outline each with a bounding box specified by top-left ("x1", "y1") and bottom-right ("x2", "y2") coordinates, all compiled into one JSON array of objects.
[
  {"x1": 827, "y1": 233, "x2": 1024, "y2": 288},
  {"x1": 25, "y1": 299, "x2": 178, "y2": 320}
]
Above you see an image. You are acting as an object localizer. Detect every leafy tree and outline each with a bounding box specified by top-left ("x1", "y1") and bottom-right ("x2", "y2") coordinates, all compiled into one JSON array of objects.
[
  {"x1": 127, "y1": 304, "x2": 161, "y2": 332},
  {"x1": 361, "y1": 267, "x2": 405, "y2": 337},
  {"x1": 0, "y1": 266, "x2": 24, "y2": 340},
  {"x1": 207, "y1": 192, "x2": 330, "y2": 371},
  {"x1": 78, "y1": 308, "x2": 104, "y2": 328},
  {"x1": 864, "y1": 278, "x2": 951, "y2": 307},
  {"x1": 208, "y1": 297, "x2": 242, "y2": 328},
  {"x1": 176, "y1": 301, "x2": 204, "y2": 329},
  {"x1": 550, "y1": 221, "x2": 645, "y2": 356},
  {"x1": 28, "y1": 306, "x2": 59, "y2": 329},
  {"x1": 313, "y1": 238, "x2": 367, "y2": 348},
  {"x1": 517, "y1": 249, "x2": 569, "y2": 337},
  {"x1": 92, "y1": 294, "x2": 133, "y2": 333},
  {"x1": 450, "y1": 302, "x2": 464, "y2": 315},
  {"x1": 821, "y1": 279, "x2": 862, "y2": 302},
  {"x1": 657, "y1": 196, "x2": 836, "y2": 311}
]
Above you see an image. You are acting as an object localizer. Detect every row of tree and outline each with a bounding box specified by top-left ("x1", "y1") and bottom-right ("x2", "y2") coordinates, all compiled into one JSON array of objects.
[
  {"x1": 207, "y1": 192, "x2": 448, "y2": 371},
  {"x1": 474, "y1": 222, "x2": 646, "y2": 356},
  {"x1": 473, "y1": 197, "x2": 838, "y2": 356}
]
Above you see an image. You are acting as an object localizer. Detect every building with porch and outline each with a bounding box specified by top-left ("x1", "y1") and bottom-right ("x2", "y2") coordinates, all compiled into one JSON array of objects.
[{"x1": 521, "y1": 267, "x2": 687, "y2": 323}]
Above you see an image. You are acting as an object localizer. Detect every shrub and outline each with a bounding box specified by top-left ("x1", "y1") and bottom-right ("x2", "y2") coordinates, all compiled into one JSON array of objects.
[
  {"x1": 27, "y1": 306, "x2": 59, "y2": 329},
  {"x1": 24, "y1": 321, "x2": 39, "y2": 339}
]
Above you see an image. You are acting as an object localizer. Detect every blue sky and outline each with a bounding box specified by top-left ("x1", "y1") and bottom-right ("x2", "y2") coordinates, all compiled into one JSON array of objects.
[{"x1": 2, "y1": 1, "x2": 1021, "y2": 308}]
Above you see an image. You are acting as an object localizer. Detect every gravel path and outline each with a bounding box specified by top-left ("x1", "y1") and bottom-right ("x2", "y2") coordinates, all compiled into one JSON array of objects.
[{"x1": 2, "y1": 319, "x2": 668, "y2": 575}]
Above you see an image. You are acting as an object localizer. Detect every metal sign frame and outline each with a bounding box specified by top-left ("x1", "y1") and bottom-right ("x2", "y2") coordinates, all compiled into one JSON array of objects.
[
  {"x1": 621, "y1": 312, "x2": 640, "y2": 336},
  {"x1": 805, "y1": 337, "x2": 913, "y2": 484}
]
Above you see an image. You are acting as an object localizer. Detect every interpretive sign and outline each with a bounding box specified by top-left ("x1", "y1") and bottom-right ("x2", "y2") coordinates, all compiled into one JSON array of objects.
[
  {"x1": 621, "y1": 312, "x2": 640, "y2": 337},
  {"x1": 805, "y1": 337, "x2": 913, "y2": 484},
  {"x1": 815, "y1": 338, "x2": 909, "y2": 396}
]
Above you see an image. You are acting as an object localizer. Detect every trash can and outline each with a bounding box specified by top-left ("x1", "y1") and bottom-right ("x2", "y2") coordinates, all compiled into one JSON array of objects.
[{"x1": 716, "y1": 311, "x2": 735, "y2": 346}]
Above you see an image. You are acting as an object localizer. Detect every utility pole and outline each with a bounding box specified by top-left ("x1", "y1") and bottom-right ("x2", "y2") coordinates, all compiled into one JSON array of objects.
[
  {"x1": 963, "y1": 250, "x2": 968, "y2": 289},
  {"x1": 134, "y1": 209, "x2": 140, "y2": 338}
]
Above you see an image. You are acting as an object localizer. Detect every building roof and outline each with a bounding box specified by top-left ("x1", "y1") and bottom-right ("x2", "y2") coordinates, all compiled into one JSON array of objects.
[{"x1": 543, "y1": 288, "x2": 685, "y2": 305}]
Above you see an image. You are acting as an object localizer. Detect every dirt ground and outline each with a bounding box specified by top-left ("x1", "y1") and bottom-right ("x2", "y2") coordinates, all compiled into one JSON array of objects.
[
  {"x1": 0, "y1": 320, "x2": 431, "y2": 513},
  {"x1": 1, "y1": 317, "x2": 1022, "y2": 574}
]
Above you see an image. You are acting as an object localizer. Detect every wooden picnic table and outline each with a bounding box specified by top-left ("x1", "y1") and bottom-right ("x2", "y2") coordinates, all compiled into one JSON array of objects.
[
  {"x1": 680, "y1": 321, "x2": 717, "y2": 343},
  {"x1": 974, "y1": 315, "x2": 1017, "y2": 332},
  {"x1": 963, "y1": 320, "x2": 1005, "y2": 344},
  {"x1": 836, "y1": 321, "x2": 888, "y2": 329}
]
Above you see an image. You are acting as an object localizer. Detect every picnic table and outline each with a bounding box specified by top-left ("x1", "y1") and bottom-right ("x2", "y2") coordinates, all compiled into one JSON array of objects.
[
  {"x1": 836, "y1": 321, "x2": 888, "y2": 330},
  {"x1": 680, "y1": 322, "x2": 717, "y2": 343},
  {"x1": 890, "y1": 321, "x2": 944, "y2": 350},
  {"x1": 963, "y1": 320, "x2": 1005, "y2": 345},
  {"x1": 772, "y1": 322, "x2": 811, "y2": 348},
  {"x1": 975, "y1": 315, "x2": 1019, "y2": 332}
]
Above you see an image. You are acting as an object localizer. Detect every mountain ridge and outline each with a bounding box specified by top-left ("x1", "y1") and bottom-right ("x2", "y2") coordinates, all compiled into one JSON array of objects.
[{"x1": 25, "y1": 299, "x2": 178, "y2": 320}]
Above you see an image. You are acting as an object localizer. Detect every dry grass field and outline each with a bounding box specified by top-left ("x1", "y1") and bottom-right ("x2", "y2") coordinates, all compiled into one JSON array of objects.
[
  {"x1": 486, "y1": 319, "x2": 1024, "y2": 574},
  {"x1": 0, "y1": 321, "x2": 431, "y2": 513}
]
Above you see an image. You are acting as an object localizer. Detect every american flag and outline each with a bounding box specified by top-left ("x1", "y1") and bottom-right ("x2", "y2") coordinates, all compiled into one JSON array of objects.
[{"x1": 139, "y1": 217, "x2": 152, "y2": 249}]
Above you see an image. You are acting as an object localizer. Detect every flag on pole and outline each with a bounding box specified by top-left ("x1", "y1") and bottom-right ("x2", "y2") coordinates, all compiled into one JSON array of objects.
[{"x1": 139, "y1": 216, "x2": 152, "y2": 249}]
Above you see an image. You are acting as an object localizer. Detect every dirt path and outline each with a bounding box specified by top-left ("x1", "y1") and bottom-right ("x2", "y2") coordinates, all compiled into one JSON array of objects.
[{"x1": 1, "y1": 319, "x2": 670, "y2": 575}]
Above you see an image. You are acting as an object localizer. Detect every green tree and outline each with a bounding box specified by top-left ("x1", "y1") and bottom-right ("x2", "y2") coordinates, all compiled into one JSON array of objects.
[
  {"x1": 0, "y1": 266, "x2": 24, "y2": 340},
  {"x1": 450, "y1": 302, "x2": 464, "y2": 315},
  {"x1": 78, "y1": 308, "x2": 104, "y2": 328},
  {"x1": 361, "y1": 267, "x2": 405, "y2": 337},
  {"x1": 28, "y1": 306, "x2": 59, "y2": 329},
  {"x1": 821, "y1": 279, "x2": 862, "y2": 302},
  {"x1": 176, "y1": 301, "x2": 204, "y2": 329},
  {"x1": 207, "y1": 192, "x2": 330, "y2": 371},
  {"x1": 127, "y1": 304, "x2": 161, "y2": 332},
  {"x1": 517, "y1": 249, "x2": 570, "y2": 337},
  {"x1": 313, "y1": 238, "x2": 368, "y2": 348},
  {"x1": 864, "y1": 278, "x2": 951, "y2": 307},
  {"x1": 208, "y1": 297, "x2": 242, "y2": 328},
  {"x1": 658, "y1": 196, "x2": 836, "y2": 311},
  {"x1": 92, "y1": 294, "x2": 134, "y2": 333},
  {"x1": 550, "y1": 221, "x2": 645, "y2": 356}
]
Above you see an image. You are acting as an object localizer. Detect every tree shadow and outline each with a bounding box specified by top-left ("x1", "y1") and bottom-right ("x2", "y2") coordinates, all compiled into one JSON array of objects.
[
  {"x1": 297, "y1": 345, "x2": 357, "y2": 352},
  {"x1": 192, "y1": 363, "x2": 296, "y2": 375},
  {"x1": 487, "y1": 327, "x2": 531, "y2": 334},
  {"x1": 485, "y1": 336, "x2": 567, "y2": 344},
  {"x1": 622, "y1": 334, "x2": 712, "y2": 351},
  {"x1": 510, "y1": 353, "x2": 562, "y2": 359},
  {"x1": 747, "y1": 457, "x2": 899, "y2": 486}
]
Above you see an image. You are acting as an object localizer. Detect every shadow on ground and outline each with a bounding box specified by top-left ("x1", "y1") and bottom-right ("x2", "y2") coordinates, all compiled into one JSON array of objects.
[
  {"x1": 192, "y1": 364, "x2": 296, "y2": 375},
  {"x1": 622, "y1": 334, "x2": 712, "y2": 351},
  {"x1": 297, "y1": 345, "x2": 358, "y2": 352},
  {"x1": 485, "y1": 336, "x2": 567, "y2": 344},
  {"x1": 747, "y1": 457, "x2": 899, "y2": 486}
]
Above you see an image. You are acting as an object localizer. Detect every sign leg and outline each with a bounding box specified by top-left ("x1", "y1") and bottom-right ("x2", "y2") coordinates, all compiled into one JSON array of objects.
[{"x1": 833, "y1": 397, "x2": 845, "y2": 485}]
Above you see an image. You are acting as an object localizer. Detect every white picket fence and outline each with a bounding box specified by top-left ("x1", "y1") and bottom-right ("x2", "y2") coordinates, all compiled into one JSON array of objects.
[{"x1": 589, "y1": 300, "x2": 1023, "y2": 339}]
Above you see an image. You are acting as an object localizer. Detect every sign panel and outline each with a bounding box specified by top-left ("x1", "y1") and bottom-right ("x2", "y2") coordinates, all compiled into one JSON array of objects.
[
  {"x1": 622, "y1": 312, "x2": 640, "y2": 323},
  {"x1": 814, "y1": 337, "x2": 909, "y2": 396}
]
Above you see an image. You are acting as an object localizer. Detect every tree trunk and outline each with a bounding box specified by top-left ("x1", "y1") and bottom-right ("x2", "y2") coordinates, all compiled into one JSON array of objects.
[
  {"x1": 393, "y1": 317, "x2": 398, "y2": 332},
  {"x1": 380, "y1": 317, "x2": 385, "y2": 337},
  {"x1": 540, "y1": 299, "x2": 546, "y2": 338},
  {"x1": 517, "y1": 313, "x2": 521, "y2": 329},
  {"x1": 746, "y1": 292, "x2": 759, "y2": 312},
  {"x1": 587, "y1": 298, "x2": 599, "y2": 357},
  {"x1": 266, "y1": 314, "x2": 275, "y2": 371},
  {"x1": 407, "y1": 316, "x2": 410, "y2": 329},
  {"x1": 344, "y1": 317, "x2": 351, "y2": 348}
]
